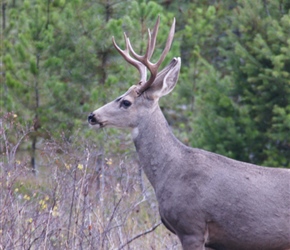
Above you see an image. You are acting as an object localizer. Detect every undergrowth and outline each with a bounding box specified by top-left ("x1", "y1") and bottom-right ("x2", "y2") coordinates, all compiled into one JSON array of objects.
[{"x1": 0, "y1": 113, "x2": 180, "y2": 250}]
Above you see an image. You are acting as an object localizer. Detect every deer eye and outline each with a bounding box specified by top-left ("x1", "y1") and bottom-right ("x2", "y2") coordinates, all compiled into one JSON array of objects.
[{"x1": 121, "y1": 100, "x2": 132, "y2": 108}]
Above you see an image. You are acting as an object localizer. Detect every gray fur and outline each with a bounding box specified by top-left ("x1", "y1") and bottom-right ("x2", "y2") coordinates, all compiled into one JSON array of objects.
[{"x1": 89, "y1": 57, "x2": 290, "y2": 250}]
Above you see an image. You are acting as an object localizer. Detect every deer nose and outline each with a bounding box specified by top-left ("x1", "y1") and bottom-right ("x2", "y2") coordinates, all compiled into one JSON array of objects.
[{"x1": 88, "y1": 113, "x2": 97, "y2": 125}]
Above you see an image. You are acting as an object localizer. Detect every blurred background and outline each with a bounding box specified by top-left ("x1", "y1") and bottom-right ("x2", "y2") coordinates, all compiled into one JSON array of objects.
[{"x1": 1, "y1": 0, "x2": 289, "y2": 249}]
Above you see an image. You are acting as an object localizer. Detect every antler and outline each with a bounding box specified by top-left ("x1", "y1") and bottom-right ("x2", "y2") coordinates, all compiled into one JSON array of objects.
[
  {"x1": 112, "y1": 16, "x2": 176, "y2": 95},
  {"x1": 112, "y1": 33, "x2": 147, "y2": 84}
]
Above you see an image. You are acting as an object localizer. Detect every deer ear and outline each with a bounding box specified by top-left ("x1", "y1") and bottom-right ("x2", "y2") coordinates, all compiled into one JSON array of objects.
[{"x1": 147, "y1": 57, "x2": 181, "y2": 99}]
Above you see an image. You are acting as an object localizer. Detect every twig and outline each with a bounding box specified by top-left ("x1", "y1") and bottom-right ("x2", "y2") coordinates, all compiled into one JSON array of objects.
[
  {"x1": 67, "y1": 166, "x2": 77, "y2": 246},
  {"x1": 102, "y1": 194, "x2": 123, "y2": 245},
  {"x1": 117, "y1": 221, "x2": 162, "y2": 250}
]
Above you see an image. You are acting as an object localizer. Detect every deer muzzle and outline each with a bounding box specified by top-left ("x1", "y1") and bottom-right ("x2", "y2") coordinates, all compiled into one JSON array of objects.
[{"x1": 88, "y1": 113, "x2": 100, "y2": 126}]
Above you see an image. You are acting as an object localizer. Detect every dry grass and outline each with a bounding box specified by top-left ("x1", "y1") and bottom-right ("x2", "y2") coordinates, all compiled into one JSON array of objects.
[{"x1": 0, "y1": 113, "x2": 181, "y2": 250}]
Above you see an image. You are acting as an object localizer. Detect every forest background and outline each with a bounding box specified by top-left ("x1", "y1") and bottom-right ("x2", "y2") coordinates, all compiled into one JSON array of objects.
[{"x1": 1, "y1": 0, "x2": 290, "y2": 249}]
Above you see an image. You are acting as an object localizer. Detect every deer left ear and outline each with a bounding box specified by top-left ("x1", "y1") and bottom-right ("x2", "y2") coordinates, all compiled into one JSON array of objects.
[{"x1": 148, "y1": 57, "x2": 181, "y2": 99}]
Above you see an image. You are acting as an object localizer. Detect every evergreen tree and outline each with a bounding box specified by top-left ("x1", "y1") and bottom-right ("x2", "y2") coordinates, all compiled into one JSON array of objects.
[
  {"x1": 2, "y1": 0, "x2": 58, "y2": 170},
  {"x1": 2, "y1": 0, "x2": 289, "y2": 169},
  {"x1": 224, "y1": 0, "x2": 290, "y2": 167},
  {"x1": 190, "y1": 0, "x2": 290, "y2": 167}
]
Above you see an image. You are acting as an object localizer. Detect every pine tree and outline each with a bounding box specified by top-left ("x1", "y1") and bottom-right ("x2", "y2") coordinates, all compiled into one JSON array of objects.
[
  {"x1": 2, "y1": 0, "x2": 58, "y2": 170},
  {"x1": 165, "y1": 0, "x2": 290, "y2": 168},
  {"x1": 223, "y1": 0, "x2": 290, "y2": 167}
]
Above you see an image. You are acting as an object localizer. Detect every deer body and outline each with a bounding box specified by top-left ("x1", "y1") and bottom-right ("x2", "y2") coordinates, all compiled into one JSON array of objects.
[
  {"x1": 133, "y1": 102, "x2": 290, "y2": 250},
  {"x1": 88, "y1": 17, "x2": 290, "y2": 250}
]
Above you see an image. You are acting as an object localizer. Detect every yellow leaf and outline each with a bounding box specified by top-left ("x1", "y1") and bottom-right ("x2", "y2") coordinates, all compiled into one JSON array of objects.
[
  {"x1": 24, "y1": 194, "x2": 30, "y2": 201},
  {"x1": 105, "y1": 158, "x2": 113, "y2": 165},
  {"x1": 65, "y1": 163, "x2": 71, "y2": 170}
]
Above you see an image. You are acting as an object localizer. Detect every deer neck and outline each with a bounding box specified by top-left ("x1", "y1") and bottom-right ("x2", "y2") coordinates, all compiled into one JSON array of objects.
[{"x1": 132, "y1": 105, "x2": 183, "y2": 189}]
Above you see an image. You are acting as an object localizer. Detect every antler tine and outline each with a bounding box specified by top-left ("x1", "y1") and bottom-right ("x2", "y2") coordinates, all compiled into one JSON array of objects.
[
  {"x1": 136, "y1": 17, "x2": 176, "y2": 94},
  {"x1": 112, "y1": 34, "x2": 147, "y2": 83},
  {"x1": 127, "y1": 16, "x2": 160, "y2": 63},
  {"x1": 155, "y1": 17, "x2": 175, "y2": 68},
  {"x1": 112, "y1": 17, "x2": 175, "y2": 95},
  {"x1": 147, "y1": 15, "x2": 160, "y2": 60}
]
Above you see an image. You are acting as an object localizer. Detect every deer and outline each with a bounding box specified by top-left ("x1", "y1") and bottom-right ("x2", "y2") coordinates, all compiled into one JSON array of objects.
[{"x1": 88, "y1": 16, "x2": 290, "y2": 250}]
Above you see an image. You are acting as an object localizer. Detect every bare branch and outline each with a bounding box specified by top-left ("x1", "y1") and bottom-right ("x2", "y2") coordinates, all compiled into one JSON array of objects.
[{"x1": 117, "y1": 221, "x2": 162, "y2": 250}]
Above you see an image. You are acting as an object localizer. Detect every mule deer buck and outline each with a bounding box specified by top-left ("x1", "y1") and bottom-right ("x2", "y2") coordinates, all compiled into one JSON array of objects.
[{"x1": 88, "y1": 17, "x2": 290, "y2": 250}]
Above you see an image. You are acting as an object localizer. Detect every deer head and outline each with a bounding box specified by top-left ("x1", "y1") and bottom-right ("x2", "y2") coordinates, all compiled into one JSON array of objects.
[{"x1": 88, "y1": 16, "x2": 181, "y2": 130}]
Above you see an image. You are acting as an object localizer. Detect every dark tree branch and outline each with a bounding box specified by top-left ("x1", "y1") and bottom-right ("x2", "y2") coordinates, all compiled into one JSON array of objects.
[{"x1": 117, "y1": 221, "x2": 162, "y2": 250}]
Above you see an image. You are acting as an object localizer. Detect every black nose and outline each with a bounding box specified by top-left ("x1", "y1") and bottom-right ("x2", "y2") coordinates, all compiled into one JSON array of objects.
[{"x1": 88, "y1": 113, "x2": 97, "y2": 124}]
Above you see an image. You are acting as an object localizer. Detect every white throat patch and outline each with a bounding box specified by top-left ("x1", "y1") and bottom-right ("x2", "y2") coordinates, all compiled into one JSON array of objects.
[{"x1": 131, "y1": 127, "x2": 139, "y2": 140}]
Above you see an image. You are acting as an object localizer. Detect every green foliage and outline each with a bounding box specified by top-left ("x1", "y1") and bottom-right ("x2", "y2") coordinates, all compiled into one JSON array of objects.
[
  {"x1": 1, "y1": 0, "x2": 289, "y2": 168},
  {"x1": 220, "y1": 0, "x2": 290, "y2": 166},
  {"x1": 189, "y1": 59, "x2": 243, "y2": 160}
]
